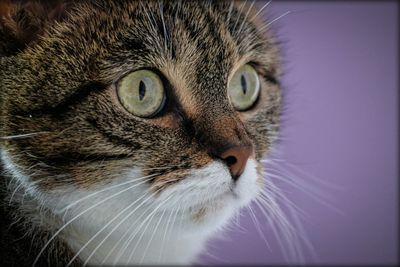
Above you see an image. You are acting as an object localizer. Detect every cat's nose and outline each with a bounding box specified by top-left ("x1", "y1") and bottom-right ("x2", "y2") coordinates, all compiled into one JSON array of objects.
[{"x1": 220, "y1": 146, "x2": 253, "y2": 181}]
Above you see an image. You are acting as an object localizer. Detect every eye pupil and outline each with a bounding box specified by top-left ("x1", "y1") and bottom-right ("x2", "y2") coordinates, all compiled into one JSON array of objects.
[
  {"x1": 138, "y1": 80, "x2": 146, "y2": 101},
  {"x1": 240, "y1": 74, "x2": 247, "y2": 95}
]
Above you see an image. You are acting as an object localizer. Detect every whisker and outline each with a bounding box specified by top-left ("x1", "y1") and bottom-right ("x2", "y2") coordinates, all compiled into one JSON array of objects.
[
  {"x1": 264, "y1": 169, "x2": 326, "y2": 199},
  {"x1": 230, "y1": 209, "x2": 247, "y2": 233},
  {"x1": 263, "y1": 158, "x2": 344, "y2": 190},
  {"x1": 112, "y1": 196, "x2": 165, "y2": 264},
  {"x1": 159, "y1": 0, "x2": 169, "y2": 52},
  {"x1": 127, "y1": 194, "x2": 174, "y2": 263},
  {"x1": 262, "y1": 162, "x2": 343, "y2": 215},
  {"x1": 237, "y1": 0, "x2": 256, "y2": 35},
  {"x1": 140, "y1": 2, "x2": 157, "y2": 34},
  {"x1": 250, "y1": 0, "x2": 272, "y2": 22},
  {"x1": 139, "y1": 203, "x2": 169, "y2": 264},
  {"x1": 225, "y1": 1, "x2": 235, "y2": 25},
  {"x1": 253, "y1": 198, "x2": 294, "y2": 260},
  {"x1": 232, "y1": 0, "x2": 248, "y2": 33},
  {"x1": 100, "y1": 191, "x2": 181, "y2": 264},
  {"x1": 74, "y1": 191, "x2": 161, "y2": 266},
  {"x1": 58, "y1": 173, "x2": 159, "y2": 217},
  {"x1": 158, "y1": 193, "x2": 189, "y2": 263},
  {"x1": 158, "y1": 203, "x2": 180, "y2": 261},
  {"x1": 259, "y1": 186, "x2": 308, "y2": 222},
  {"x1": 254, "y1": 196, "x2": 297, "y2": 261},
  {"x1": 0, "y1": 132, "x2": 49, "y2": 140},
  {"x1": 102, "y1": 207, "x2": 153, "y2": 264},
  {"x1": 247, "y1": 204, "x2": 271, "y2": 251},
  {"x1": 32, "y1": 174, "x2": 158, "y2": 267},
  {"x1": 8, "y1": 182, "x2": 23, "y2": 205},
  {"x1": 286, "y1": 202, "x2": 318, "y2": 261},
  {"x1": 260, "y1": 10, "x2": 292, "y2": 32},
  {"x1": 140, "y1": 162, "x2": 189, "y2": 171},
  {"x1": 256, "y1": 191, "x2": 309, "y2": 262},
  {"x1": 260, "y1": 161, "x2": 326, "y2": 262},
  {"x1": 99, "y1": 208, "x2": 151, "y2": 264}
]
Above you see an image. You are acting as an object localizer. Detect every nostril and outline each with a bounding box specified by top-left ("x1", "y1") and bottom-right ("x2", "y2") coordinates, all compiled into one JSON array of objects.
[
  {"x1": 224, "y1": 156, "x2": 237, "y2": 167},
  {"x1": 219, "y1": 145, "x2": 253, "y2": 180}
]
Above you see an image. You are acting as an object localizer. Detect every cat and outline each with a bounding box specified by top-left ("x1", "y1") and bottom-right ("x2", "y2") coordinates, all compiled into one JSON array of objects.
[{"x1": 0, "y1": 1, "x2": 281, "y2": 266}]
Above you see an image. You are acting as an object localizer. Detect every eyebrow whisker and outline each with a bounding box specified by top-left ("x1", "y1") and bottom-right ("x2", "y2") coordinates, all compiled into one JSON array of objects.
[
  {"x1": 0, "y1": 132, "x2": 50, "y2": 140},
  {"x1": 250, "y1": 0, "x2": 272, "y2": 22},
  {"x1": 260, "y1": 10, "x2": 293, "y2": 32},
  {"x1": 237, "y1": 0, "x2": 256, "y2": 35}
]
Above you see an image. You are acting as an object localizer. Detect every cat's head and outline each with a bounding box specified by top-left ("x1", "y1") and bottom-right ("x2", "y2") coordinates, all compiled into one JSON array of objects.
[{"x1": 0, "y1": 1, "x2": 280, "y2": 231}]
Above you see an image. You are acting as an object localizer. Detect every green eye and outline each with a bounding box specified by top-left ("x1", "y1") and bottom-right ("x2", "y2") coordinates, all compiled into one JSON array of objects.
[
  {"x1": 228, "y1": 64, "x2": 260, "y2": 111},
  {"x1": 117, "y1": 70, "x2": 166, "y2": 118}
]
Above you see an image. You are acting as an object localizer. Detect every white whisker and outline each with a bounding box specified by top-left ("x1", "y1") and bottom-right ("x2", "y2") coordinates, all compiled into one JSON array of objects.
[
  {"x1": 58, "y1": 173, "x2": 158, "y2": 218},
  {"x1": 69, "y1": 192, "x2": 151, "y2": 266},
  {"x1": 232, "y1": 0, "x2": 248, "y2": 32},
  {"x1": 226, "y1": 1, "x2": 235, "y2": 25},
  {"x1": 99, "y1": 205, "x2": 149, "y2": 265},
  {"x1": 247, "y1": 204, "x2": 271, "y2": 251},
  {"x1": 264, "y1": 169, "x2": 325, "y2": 197},
  {"x1": 264, "y1": 158, "x2": 344, "y2": 190},
  {"x1": 8, "y1": 182, "x2": 23, "y2": 205},
  {"x1": 250, "y1": 0, "x2": 272, "y2": 22},
  {"x1": 158, "y1": 203, "x2": 179, "y2": 261},
  {"x1": 101, "y1": 187, "x2": 183, "y2": 264},
  {"x1": 0, "y1": 132, "x2": 49, "y2": 140},
  {"x1": 86, "y1": 185, "x2": 177, "y2": 265},
  {"x1": 127, "y1": 194, "x2": 174, "y2": 263},
  {"x1": 140, "y1": 2, "x2": 156, "y2": 31},
  {"x1": 286, "y1": 202, "x2": 318, "y2": 261},
  {"x1": 260, "y1": 10, "x2": 292, "y2": 32},
  {"x1": 139, "y1": 205, "x2": 168, "y2": 264},
  {"x1": 257, "y1": 169, "x2": 309, "y2": 262},
  {"x1": 159, "y1": 0, "x2": 168, "y2": 52},
  {"x1": 237, "y1": 0, "x2": 256, "y2": 35},
  {"x1": 32, "y1": 175, "x2": 157, "y2": 267},
  {"x1": 259, "y1": 185, "x2": 308, "y2": 221},
  {"x1": 253, "y1": 198, "x2": 293, "y2": 261},
  {"x1": 262, "y1": 160, "x2": 343, "y2": 214},
  {"x1": 112, "y1": 196, "x2": 164, "y2": 264},
  {"x1": 256, "y1": 191, "x2": 307, "y2": 262}
]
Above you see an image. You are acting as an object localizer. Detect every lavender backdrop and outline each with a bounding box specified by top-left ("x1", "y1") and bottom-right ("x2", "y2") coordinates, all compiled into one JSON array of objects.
[{"x1": 200, "y1": 1, "x2": 398, "y2": 265}]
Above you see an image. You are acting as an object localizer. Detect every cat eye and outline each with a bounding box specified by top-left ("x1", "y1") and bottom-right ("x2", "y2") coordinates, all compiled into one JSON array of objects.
[
  {"x1": 117, "y1": 70, "x2": 166, "y2": 118},
  {"x1": 228, "y1": 64, "x2": 260, "y2": 111}
]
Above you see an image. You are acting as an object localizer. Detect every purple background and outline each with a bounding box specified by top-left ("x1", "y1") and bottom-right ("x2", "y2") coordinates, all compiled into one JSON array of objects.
[{"x1": 200, "y1": 1, "x2": 398, "y2": 265}]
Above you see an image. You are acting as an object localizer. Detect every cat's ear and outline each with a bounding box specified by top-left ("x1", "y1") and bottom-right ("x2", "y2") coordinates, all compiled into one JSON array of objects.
[{"x1": 0, "y1": 1, "x2": 71, "y2": 57}]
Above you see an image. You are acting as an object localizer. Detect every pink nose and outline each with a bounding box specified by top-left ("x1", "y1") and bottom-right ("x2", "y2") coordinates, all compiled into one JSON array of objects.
[{"x1": 219, "y1": 146, "x2": 253, "y2": 180}]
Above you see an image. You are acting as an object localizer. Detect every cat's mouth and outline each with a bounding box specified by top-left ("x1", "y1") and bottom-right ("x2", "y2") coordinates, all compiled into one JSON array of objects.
[
  {"x1": 186, "y1": 190, "x2": 236, "y2": 223},
  {"x1": 155, "y1": 159, "x2": 260, "y2": 226},
  {"x1": 192, "y1": 189, "x2": 236, "y2": 208},
  {"x1": 184, "y1": 181, "x2": 252, "y2": 220}
]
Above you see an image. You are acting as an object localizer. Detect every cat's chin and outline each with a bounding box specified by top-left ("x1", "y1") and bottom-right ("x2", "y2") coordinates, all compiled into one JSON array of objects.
[
  {"x1": 180, "y1": 192, "x2": 239, "y2": 233},
  {"x1": 162, "y1": 159, "x2": 261, "y2": 233}
]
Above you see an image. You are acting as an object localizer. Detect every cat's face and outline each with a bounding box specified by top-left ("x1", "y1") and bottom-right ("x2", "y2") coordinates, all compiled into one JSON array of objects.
[{"x1": 1, "y1": 1, "x2": 280, "y2": 230}]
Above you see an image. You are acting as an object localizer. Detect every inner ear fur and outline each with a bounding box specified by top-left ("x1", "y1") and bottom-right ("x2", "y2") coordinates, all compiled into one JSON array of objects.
[{"x1": 0, "y1": 1, "x2": 71, "y2": 56}]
